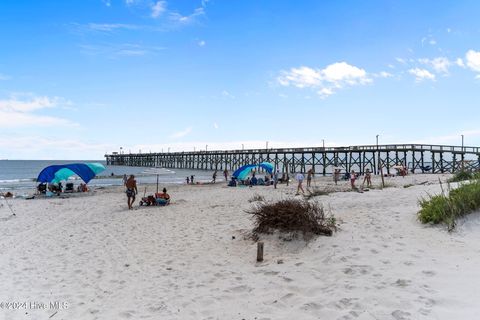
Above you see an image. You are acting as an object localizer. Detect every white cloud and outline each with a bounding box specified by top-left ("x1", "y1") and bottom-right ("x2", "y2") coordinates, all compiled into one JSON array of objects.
[
  {"x1": 418, "y1": 57, "x2": 451, "y2": 74},
  {"x1": 79, "y1": 43, "x2": 165, "y2": 57},
  {"x1": 85, "y1": 23, "x2": 141, "y2": 32},
  {"x1": 395, "y1": 57, "x2": 407, "y2": 65},
  {"x1": 170, "y1": 7, "x2": 205, "y2": 24},
  {"x1": 0, "y1": 95, "x2": 60, "y2": 112},
  {"x1": 456, "y1": 58, "x2": 465, "y2": 68},
  {"x1": 277, "y1": 62, "x2": 371, "y2": 98},
  {"x1": 375, "y1": 71, "x2": 393, "y2": 78},
  {"x1": 151, "y1": 1, "x2": 167, "y2": 18},
  {"x1": 408, "y1": 68, "x2": 435, "y2": 82},
  {"x1": 0, "y1": 136, "x2": 112, "y2": 160},
  {"x1": 0, "y1": 95, "x2": 76, "y2": 128},
  {"x1": 429, "y1": 39, "x2": 437, "y2": 45},
  {"x1": 170, "y1": 127, "x2": 192, "y2": 139},
  {"x1": 466, "y1": 50, "x2": 480, "y2": 73},
  {"x1": 102, "y1": 0, "x2": 111, "y2": 6},
  {"x1": 198, "y1": 40, "x2": 206, "y2": 47},
  {"x1": 277, "y1": 66, "x2": 320, "y2": 88},
  {"x1": 221, "y1": 90, "x2": 235, "y2": 99},
  {"x1": 213, "y1": 122, "x2": 219, "y2": 129}
]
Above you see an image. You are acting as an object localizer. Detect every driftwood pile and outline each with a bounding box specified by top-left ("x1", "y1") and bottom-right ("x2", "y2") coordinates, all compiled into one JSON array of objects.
[{"x1": 247, "y1": 199, "x2": 335, "y2": 239}]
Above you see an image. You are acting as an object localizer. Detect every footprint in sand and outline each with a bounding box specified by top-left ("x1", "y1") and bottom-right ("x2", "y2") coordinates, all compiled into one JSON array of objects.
[
  {"x1": 343, "y1": 265, "x2": 372, "y2": 276},
  {"x1": 391, "y1": 310, "x2": 411, "y2": 320},
  {"x1": 394, "y1": 279, "x2": 411, "y2": 287},
  {"x1": 422, "y1": 270, "x2": 436, "y2": 277},
  {"x1": 417, "y1": 295, "x2": 436, "y2": 308}
]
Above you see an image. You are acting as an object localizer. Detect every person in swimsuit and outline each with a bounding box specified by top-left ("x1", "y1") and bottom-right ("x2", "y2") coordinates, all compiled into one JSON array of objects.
[
  {"x1": 363, "y1": 169, "x2": 372, "y2": 188},
  {"x1": 350, "y1": 170, "x2": 356, "y2": 189},
  {"x1": 125, "y1": 175, "x2": 138, "y2": 209}
]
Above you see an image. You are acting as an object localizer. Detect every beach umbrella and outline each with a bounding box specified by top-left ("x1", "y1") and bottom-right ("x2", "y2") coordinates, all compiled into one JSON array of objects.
[
  {"x1": 37, "y1": 163, "x2": 106, "y2": 184},
  {"x1": 141, "y1": 167, "x2": 175, "y2": 193},
  {"x1": 232, "y1": 162, "x2": 274, "y2": 180}
]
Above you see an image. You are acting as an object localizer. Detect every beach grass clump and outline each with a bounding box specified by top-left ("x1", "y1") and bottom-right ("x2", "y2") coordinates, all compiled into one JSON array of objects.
[
  {"x1": 247, "y1": 199, "x2": 335, "y2": 240},
  {"x1": 249, "y1": 194, "x2": 265, "y2": 203},
  {"x1": 305, "y1": 187, "x2": 333, "y2": 199},
  {"x1": 418, "y1": 179, "x2": 480, "y2": 231},
  {"x1": 448, "y1": 170, "x2": 480, "y2": 183},
  {"x1": 448, "y1": 170, "x2": 474, "y2": 183}
]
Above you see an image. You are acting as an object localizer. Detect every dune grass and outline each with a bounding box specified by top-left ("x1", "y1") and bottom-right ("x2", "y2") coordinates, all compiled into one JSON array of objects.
[
  {"x1": 448, "y1": 170, "x2": 480, "y2": 183},
  {"x1": 418, "y1": 179, "x2": 480, "y2": 231}
]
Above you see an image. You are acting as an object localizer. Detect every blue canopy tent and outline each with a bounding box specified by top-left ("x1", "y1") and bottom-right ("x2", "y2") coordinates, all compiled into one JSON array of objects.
[
  {"x1": 232, "y1": 162, "x2": 274, "y2": 180},
  {"x1": 37, "y1": 163, "x2": 106, "y2": 184}
]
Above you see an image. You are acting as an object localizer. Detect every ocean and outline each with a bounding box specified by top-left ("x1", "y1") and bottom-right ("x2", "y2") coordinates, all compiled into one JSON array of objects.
[{"x1": 0, "y1": 160, "x2": 218, "y2": 191}]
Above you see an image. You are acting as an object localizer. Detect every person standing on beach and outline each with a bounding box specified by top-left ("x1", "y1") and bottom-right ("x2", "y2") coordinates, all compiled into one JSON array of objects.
[
  {"x1": 123, "y1": 174, "x2": 128, "y2": 186},
  {"x1": 295, "y1": 172, "x2": 305, "y2": 195},
  {"x1": 334, "y1": 169, "x2": 340, "y2": 185},
  {"x1": 186, "y1": 176, "x2": 190, "y2": 184},
  {"x1": 125, "y1": 175, "x2": 138, "y2": 209},
  {"x1": 212, "y1": 170, "x2": 217, "y2": 183},
  {"x1": 350, "y1": 170, "x2": 357, "y2": 190},
  {"x1": 273, "y1": 169, "x2": 279, "y2": 189},
  {"x1": 223, "y1": 168, "x2": 228, "y2": 181},
  {"x1": 306, "y1": 168, "x2": 314, "y2": 188},
  {"x1": 363, "y1": 169, "x2": 372, "y2": 188},
  {"x1": 190, "y1": 175, "x2": 194, "y2": 184}
]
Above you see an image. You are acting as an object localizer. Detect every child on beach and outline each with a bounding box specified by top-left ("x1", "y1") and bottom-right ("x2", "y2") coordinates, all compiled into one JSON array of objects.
[
  {"x1": 350, "y1": 170, "x2": 356, "y2": 189},
  {"x1": 212, "y1": 170, "x2": 217, "y2": 183},
  {"x1": 306, "y1": 168, "x2": 314, "y2": 187}
]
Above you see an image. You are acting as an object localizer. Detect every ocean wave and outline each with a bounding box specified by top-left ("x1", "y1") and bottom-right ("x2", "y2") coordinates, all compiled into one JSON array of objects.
[{"x1": 0, "y1": 178, "x2": 36, "y2": 184}]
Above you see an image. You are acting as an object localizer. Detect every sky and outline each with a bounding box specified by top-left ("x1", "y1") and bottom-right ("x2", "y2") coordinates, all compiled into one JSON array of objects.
[{"x1": 1, "y1": 0, "x2": 480, "y2": 160}]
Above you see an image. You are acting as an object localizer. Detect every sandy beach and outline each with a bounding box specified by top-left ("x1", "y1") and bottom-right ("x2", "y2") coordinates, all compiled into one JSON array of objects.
[{"x1": 1, "y1": 174, "x2": 480, "y2": 320}]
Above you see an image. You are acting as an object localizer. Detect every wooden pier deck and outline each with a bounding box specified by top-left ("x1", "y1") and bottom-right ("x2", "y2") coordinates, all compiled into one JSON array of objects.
[{"x1": 105, "y1": 144, "x2": 480, "y2": 175}]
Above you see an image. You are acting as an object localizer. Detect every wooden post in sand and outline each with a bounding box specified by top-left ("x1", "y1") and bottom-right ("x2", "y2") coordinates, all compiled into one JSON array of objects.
[{"x1": 257, "y1": 242, "x2": 264, "y2": 262}]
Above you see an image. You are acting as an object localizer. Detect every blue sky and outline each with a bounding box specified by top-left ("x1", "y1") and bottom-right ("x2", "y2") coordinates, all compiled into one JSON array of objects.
[{"x1": 1, "y1": 0, "x2": 480, "y2": 159}]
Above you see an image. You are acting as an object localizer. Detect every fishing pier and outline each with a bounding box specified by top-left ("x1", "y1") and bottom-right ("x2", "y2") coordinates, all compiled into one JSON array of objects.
[{"x1": 105, "y1": 144, "x2": 480, "y2": 175}]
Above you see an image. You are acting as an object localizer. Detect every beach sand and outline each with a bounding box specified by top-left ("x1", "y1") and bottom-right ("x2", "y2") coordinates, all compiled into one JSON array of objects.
[{"x1": 1, "y1": 173, "x2": 480, "y2": 319}]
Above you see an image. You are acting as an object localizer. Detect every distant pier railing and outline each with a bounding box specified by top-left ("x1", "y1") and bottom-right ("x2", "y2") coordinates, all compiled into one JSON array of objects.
[{"x1": 105, "y1": 144, "x2": 480, "y2": 175}]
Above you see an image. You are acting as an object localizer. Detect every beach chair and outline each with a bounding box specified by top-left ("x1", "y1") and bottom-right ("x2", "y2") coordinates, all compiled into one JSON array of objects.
[
  {"x1": 65, "y1": 182, "x2": 74, "y2": 193},
  {"x1": 37, "y1": 183, "x2": 47, "y2": 194},
  {"x1": 420, "y1": 165, "x2": 432, "y2": 172}
]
